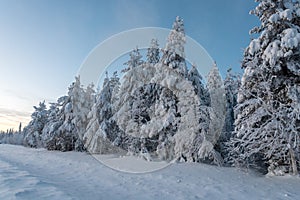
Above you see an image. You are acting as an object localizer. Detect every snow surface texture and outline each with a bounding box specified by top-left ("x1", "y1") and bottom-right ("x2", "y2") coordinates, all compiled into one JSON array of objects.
[{"x1": 0, "y1": 144, "x2": 299, "y2": 200}]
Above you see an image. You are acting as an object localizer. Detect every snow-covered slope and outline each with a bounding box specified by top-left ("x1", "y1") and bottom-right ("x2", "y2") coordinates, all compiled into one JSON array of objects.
[{"x1": 0, "y1": 144, "x2": 299, "y2": 200}]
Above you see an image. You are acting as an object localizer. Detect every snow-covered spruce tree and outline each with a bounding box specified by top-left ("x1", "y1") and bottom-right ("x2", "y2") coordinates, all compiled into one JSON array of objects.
[
  {"x1": 161, "y1": 16, "x2": 188, "y2": 77},
  {"x1": 43, "y1": 77, "x2": 94, "y2": 151},
  {"x1": 69, "y1": 77, "x2": 95, "y2": 151},
  {"x1": 228, "y1": 0, "x2": 300, "y2": 175},
  {"x1": 121, "y1": 47, "x2": 144, "y2": 73},
  {"x1": 42, "y1": 96, "x2": 70, "y2": 151},
  {"x1": 41, "y1": 101, "x2": 60, "y2": 148},
  {"x1": 83, "y1": 72, "x2": 123, "y2": 154},
  {"x1": 216, "y1": 68, "x2": 241, "y2": 161},
  {"x1": 23, "y1": 101, "x2": 48, "y2": 148},
  {"x1": 188, "y1": 62, "x2": 226, "y2": 165},
  {"x1": 110, "y1": 71, "x2": 121, "y2": 110},
  {"x1": 188, "y1": 63, "x2": 210, "y2": 106},
  {"x1": 206, "y1": 62, "x2": 226, "y2": 144},
  {"x1": 221, "y1": 68, "x2": 241, "y2": 142},
  {"x1": 147, "y1": 38, "x2": 160, "y2": 65}
]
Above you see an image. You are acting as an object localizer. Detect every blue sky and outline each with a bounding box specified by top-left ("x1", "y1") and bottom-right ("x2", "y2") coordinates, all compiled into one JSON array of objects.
[{"x1": 0, "y1": 0, "x2": 259, "y2": 131}]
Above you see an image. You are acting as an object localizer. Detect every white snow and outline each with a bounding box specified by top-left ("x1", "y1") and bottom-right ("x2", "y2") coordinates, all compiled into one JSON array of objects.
[
  {"x1": 296, "y1": 8, "x2": 300, "y2": 17},
  {"x1": 248, "y1": 39, "x2": 260, "y2": 55},
  {"x1": 268, "y1": 13, "x2": 279, "y2": 23},
  {"x1": 0, "y1": 144, "x2": 300, "y2": 200},
  {"x1": 94, "y1": 154, "x2": 170, "y2": 173},
  {"x1": 280, "y1": 9, "x2": 293, "y2": 21},
  {"x1": 263, "y1": 40, "x2": 282, "y2": 66},
  {"x1": 281, "y1": 28, "x2": 300, "y2": 49}
]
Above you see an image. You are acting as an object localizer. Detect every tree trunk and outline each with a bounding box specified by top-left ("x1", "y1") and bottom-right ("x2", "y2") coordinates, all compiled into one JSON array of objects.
[{"x1": 289, "y1": 148, "x2": 298, "y2": 175}]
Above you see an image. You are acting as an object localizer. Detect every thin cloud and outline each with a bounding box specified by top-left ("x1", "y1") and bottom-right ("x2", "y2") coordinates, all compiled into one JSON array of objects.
[
  {"x1": 0, "y1": 108, "x2": 31, "y2": 118},
  {"x1": 0, "y1": 108, "x2": 31, "y2": 131},
  {"x1": 2, "y1": 89, "x2": 32, "y2": 102}
]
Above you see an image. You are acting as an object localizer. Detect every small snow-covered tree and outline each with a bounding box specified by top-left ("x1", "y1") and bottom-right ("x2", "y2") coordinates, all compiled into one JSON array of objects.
[
  {"x1": 188, "y1": 63, "x2": 210, "y2": 106},
  {"x1": 206, "y1": 62, "x2": 226, "y2": 144},
  {"x1": 122, "y1": 47, "x2": 144, "y2": 73},
  {"x1": 18, "y1": 122, "x2": 22, "y2": 134},
  {"x1": 23, "y1": 101, "x2": 48, "y2": 148},
  {"x1": 43, "y1": 77, "x2": 94, "y2": 151},
  {"x1": 147, "y1": 39, "x2": 160, "y2": 65},
  {"x1": 216, "y1": 68, "x2": 241, "y2": 160},
  {"x1": 228, "y1": 0, "x2": 300, "y2": 175},
  {"x1": 161, "y1": 16, "x2": 188, "y2": 77},
  {"x1": 41, "y1": 102, "x2": 59, "y2": 147},
  {"x1": 184, "y1": 62, "x2": 226, "y2": 165},
  {"x1": 222, "y1": 68, "x2": 241, "y2": 141},
  {"x1": 69, "y1": 76, "x2": 94, "y2": 151},
  {"x1": 42, "y1": 96, "x2": 74, "y2": 151},
  {"x1": 83, "y1": 73, "x2": 123, "y2": 154},
  {"x1": 110, "y1": 71, "x2": 121, "y2": 109}
]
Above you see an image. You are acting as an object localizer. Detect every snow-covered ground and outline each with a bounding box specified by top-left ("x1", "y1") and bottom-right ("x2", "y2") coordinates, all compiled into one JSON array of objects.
[{"x1": 0, "y1": 144, "x2": 299, "y2": 200}]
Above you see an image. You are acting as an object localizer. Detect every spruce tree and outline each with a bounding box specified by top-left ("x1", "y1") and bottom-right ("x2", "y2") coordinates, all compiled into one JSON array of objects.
[
  {"x1": 196, "y1": 62, "x2": 226, "y2": 165},
  {"x1": 188, "y1": 63, "x2": 210, "y2": 105},
  {"x1": 122, "y1": 47, "x2": 144, "y2": 73},
  {"x1": 23, "y1": 101, "x2": 48, "y2": 148},
  {"x1": 147, "y1": 38, "x2": 160, "y2": 65},
  {"x1": 222, "y1": 68, "x2": 240, "y2": 141},
  {"x1": 83, "y1": 72, "x2": 123, "y2": 154},
  {"x1": 228, "y1": 0, "x2": 300, "y2": 175},
  {"x1": 161, "y1": 16, "x2": 188, "y2": 77}
]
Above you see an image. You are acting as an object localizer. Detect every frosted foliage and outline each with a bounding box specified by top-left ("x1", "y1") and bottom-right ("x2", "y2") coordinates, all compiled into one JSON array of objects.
[
  {"x1": 83, "y1": 73, "x2": 122, "y2": 154},
  {"x1": 222, "y1": 69, "x2": 240, "y2": 142},
  {"x1": 207, "y1": 63, "x2": 223, "y2": 91},
  {"x1": 248, "y1": 0, "x2": 300, "y2": 75},
  {"x1": 68, "y1": 76, "x2": 94, "y2": 151},
  {"x1": 147, "y1": 39, "x2": 160, "y2": 65},
  {"x1": 281, "y1": 28, "x2": 300, "y2": 49},
  {"x1": 43, "y1": 96, "x2": 75, "y2": 151},
  {"x1": 249, "y1": 39, "x2": 260, "y2": 55},
  {"x1": 262, "y1": 40, "x2": 281, "y2": 66},
  {"x1": 114, "y1": 64, "x2": 184, "y2": 157},
  {"x1": 228, "y1": 0, "x2": 300, "y2": 175},
  {"x1": 41, "y1": 77, "x2": 94, "y2": 152},
  {"x1": 114, "y1": 63, "x2": 219, "y2": 163},
  {"x1": 269, "y1": 13, "x2": 279, "y2": 23},
  {"x1": 23, "y1": 101, "x2": 48, "y2": 148},
  {"x1": 206, "y1": 63, "x2": 226, "y2": 145},
  {"x1": 122, "y1": 48, "x2": 144, "y2": 72},
  {"x1": 188, "y1": 64, "x2": 209, "y2": 105},
  {"x1": 161, "y1": 16, "x2": 187, "y2": 77}
]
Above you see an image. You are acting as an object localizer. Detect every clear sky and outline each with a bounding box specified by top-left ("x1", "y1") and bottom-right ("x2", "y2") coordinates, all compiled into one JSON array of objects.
[{"x1": 0, "y1": 0, "x2": 259, "y2": 131}]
